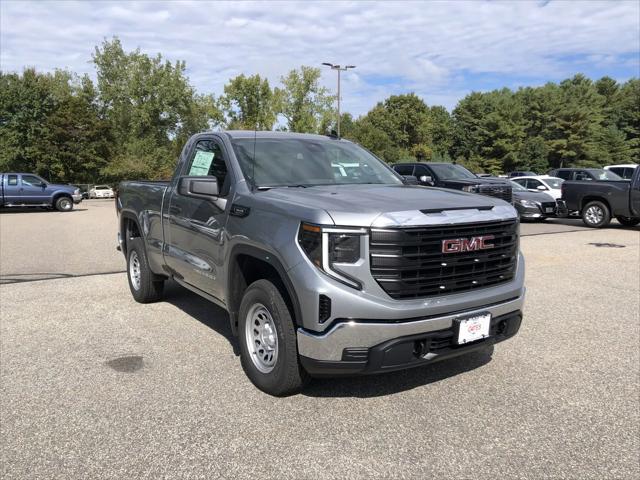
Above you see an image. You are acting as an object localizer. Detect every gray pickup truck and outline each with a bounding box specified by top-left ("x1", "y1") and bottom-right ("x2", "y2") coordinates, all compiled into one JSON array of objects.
[{"x1": 117, "y1": 131, "x2": 525, "y2": 395}]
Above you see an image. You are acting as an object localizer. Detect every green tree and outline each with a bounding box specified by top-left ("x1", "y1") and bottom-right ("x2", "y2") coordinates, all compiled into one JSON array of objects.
[
  {"x1": 92, "y1": 37, "x2": 221, "y2": 179},
  {"x1": 275, "y1": 66, "x2": 335, "y2": 133},
  {"x1": 221, "y1": 74, "x2": 276, "y2": 130}
]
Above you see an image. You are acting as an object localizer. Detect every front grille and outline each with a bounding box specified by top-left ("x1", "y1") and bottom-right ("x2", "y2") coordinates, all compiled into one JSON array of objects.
[
  {"x1": 478, "y1": 185, "x2": 512, "y2": 203},
  {"x1": 541, "y1": 201, "x2": 556, "y2": 213},
  {"x1": 370, "y1": 220, "x2": 518, "y2": 300}
]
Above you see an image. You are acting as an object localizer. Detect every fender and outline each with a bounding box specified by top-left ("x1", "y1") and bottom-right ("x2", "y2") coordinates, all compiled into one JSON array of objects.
[{"x1": 226, "y1": 243, "x2": 303, "y2": 336}]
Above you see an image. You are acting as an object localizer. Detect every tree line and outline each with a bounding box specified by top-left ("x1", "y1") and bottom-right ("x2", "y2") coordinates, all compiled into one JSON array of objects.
[{"x1": 1, "y1": 38, "x2": 637, "y2": 184}]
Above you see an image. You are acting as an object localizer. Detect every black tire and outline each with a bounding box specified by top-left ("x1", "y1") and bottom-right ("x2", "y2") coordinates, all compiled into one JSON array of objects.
[
  {"x1": 55, "y1": 196, "x2": 74, "y2": 212},
  {"x1": 126, "y1": 238, "x2": 164, "y2": 303},
  {"x1": 615, "y1": 216, "x2": 640, "y2": 227},
  {"x1": 582, "y1": 200, "x2": 611, "y2": 228},
  {"x1": 238, "y1": 279, "x2": 309, "y2": 396}
]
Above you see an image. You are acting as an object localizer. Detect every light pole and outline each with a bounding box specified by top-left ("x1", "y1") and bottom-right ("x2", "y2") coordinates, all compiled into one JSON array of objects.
[{"x1": 322, "y1": 63, "x2": 356, "y2": 137}]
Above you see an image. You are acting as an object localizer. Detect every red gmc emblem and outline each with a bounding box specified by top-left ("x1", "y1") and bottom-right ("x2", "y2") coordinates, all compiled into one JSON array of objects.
[{"x1": 442, "y1": 235, "x2": 495, "y2": 254}]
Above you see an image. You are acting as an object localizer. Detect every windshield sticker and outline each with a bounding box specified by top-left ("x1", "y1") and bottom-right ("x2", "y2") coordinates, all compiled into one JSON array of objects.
[{"x1": 189, "y1": 151, "x2": 215, "y2": 176}]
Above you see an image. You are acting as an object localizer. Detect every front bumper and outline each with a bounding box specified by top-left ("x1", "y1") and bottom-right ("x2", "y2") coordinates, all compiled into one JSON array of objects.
[
  {"x1": 297, "y1": 293, "x2": 524, "y2": 365},
  {"x1": 300, "y1": 309, "x2": 522, "y2": 376},
  {"x1": 72, "y1": 194, "x2": 83, "y2": 204}
]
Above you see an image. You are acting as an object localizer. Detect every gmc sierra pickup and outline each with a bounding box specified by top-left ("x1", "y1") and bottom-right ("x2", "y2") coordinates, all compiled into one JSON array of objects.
[
  {"x1": 117, "y1": 131, "x2": 525, "y2": 395},
  {"x1": 561, "y1": 166, "x2": 640, "y2": 227}
]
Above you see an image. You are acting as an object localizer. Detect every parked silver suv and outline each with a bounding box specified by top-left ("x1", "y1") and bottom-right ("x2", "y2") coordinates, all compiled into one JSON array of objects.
[{"x1": 117, "y1": 131, "x2": 525, "y2": 395}]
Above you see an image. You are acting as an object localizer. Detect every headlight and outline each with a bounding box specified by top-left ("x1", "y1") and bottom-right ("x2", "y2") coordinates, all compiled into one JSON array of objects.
[
  {"x1": 74, "y1": 188, "x2": 80, "y2": 195},
  {"x1": 461, "y1": 185, "x2": 477, "y2": 193},
  {"x1": 518, "y1": 199, "x2": 539, "y2": 208},
  {"x1": 298, "y1": 223, "x2": 364, "y2": 289}
]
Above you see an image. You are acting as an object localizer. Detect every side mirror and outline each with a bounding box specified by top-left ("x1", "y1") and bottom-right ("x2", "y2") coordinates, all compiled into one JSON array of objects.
[
  {"x1": 402, "y1": 175, "x2": 419, "y2": 185},
  {"x1": 536, "y1": 185, "x2": 547, "y2": 191},
  {"x1": 178, "y1": 176, "x2": 219, "y2": 199},
  {"x1": 40, "y1": 182, "x2": 47, "y2": 188},
  {"x1": 419, "y1": 175, "x2": 433, "y2": 185}
]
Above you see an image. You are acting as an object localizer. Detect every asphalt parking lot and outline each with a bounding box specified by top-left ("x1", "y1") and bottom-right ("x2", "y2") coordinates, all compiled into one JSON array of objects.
[{"x1": 1, "y1": 201, "x2": 639, "y2": 479}]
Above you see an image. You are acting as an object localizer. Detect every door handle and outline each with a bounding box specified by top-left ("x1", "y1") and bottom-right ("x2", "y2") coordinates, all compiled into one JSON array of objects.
[{"x1": 169, "y1": 205, "x2": 182, "y2": 215}]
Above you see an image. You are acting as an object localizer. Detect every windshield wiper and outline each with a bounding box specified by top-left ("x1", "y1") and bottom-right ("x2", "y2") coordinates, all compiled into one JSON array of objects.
[{"x1": 256, "y1": 184, "x2": 309, "y2": 191}]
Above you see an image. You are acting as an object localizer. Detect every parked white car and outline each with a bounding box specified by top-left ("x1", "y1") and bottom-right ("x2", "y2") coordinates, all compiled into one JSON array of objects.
[
  {"x1": 604, "y1": 164, "x2": 637, "y2": 180},
  {"x1": 89, "y1": 185, "x2": 115, "y2": 199},
  {"x1": 511, "y1": 175, "x2": 565, "y2": 200}
]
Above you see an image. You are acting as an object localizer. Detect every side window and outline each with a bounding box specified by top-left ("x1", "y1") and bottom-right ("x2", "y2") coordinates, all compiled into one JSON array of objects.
[
  {"x1": 394, "y1": 164, "x2": 414, "y2": 176},
  {"x1": 21, "y1": 175, "x2": 44, "y2": 187},
  {"x1": 185, "y1": 139, "x2": 231, "y2": 196},
  {"x1": 609, "y1": 167, "x2": 623, "y2": 177},
  {"x1": 7, "y1": 175, "x2": 18, "y2": 186},
  {"x1": 528, "y1": 179, "x2": 542, "y2": 189},
  {"x1": 414, "y1": 165, "x2": 430, "y2": 177},
  {"x1": 513, "y1": 179, "x2": 526, "y2": 188},
  {"x1": 623, "y1": 168, "x2": 634, "y2": 179},
  {"x1": 556, "y1": 170, "x2": 572, "y2": 180},
  {"x1": 576, "y1": 171, "x2": 592, "y2": 181}
]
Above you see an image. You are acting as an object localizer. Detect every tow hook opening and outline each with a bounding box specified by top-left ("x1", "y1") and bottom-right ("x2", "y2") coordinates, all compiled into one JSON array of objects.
[{"x1": 413, "y1": 339, "x2": 428, "y2": 358}]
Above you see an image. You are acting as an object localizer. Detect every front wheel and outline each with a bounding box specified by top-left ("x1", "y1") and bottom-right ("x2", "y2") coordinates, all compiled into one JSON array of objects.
[
  {"x1": 582, "y1": 201, "x2": 611, "y2": 228},
  {"x1": 616, "y1": 216, "x2": 640, "y2": 227},
  {"x1": 55, "y1": 196, "x2": 74, "y2": 212},
  {"x1": 238, "y1": 279, "x2": 309, "y2": 396}
]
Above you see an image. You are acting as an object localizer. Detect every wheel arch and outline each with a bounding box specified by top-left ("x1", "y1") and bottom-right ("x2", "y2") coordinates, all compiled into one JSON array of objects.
[
  {"x1": 119, "y1": 211, "x2": 143, "y2": 256},
  {"x1": 226, "y1": 244, "x2": 302, "y2": 337},
  {"x1": 581, "y1": 196, "x2": 610, "y2": 212}
]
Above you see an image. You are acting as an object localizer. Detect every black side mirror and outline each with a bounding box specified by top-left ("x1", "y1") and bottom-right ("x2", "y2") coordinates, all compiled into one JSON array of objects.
[
  {"x1": 178, "y1": 176, "x2": 219, "y2": 199},
  {"x1": 402, "y1": 175, "x2": 419, "y2": 185},
  {"x1": 40, "y1": 182, "x2": 47, "y2": 188}
]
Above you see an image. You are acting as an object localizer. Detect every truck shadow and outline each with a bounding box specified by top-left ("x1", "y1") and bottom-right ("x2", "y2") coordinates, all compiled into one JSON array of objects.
[
  {"x1": 161, "y1": 280, "x2": 495, "y2": 397},
  {"x1": 302, "y1": 348, "x2": 493, "y2": 398},
  {"x1": 162, "y1": 280, "x2": 240, "y2": 356}
]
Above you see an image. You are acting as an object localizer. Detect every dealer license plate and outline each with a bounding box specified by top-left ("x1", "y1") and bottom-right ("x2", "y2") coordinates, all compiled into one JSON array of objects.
[{"x1": 457, "y1": 313, "x2": 491, "y2": 344}]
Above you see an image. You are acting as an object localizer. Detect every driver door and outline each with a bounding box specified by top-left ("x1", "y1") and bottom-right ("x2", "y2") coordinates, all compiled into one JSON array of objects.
[
  {"x1": 164, "y1": 136, "x2": 234, "y2": 300},
  {"x1": 19, "y1": 174, "x2": 49, "y2": 204}
]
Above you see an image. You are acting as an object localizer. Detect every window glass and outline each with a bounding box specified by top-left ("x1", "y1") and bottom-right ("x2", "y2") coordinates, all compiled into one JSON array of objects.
[
  {"x1": 414, "y1": 165, "x2": 432, "y2": 177},
  {"x1": 544, "y1": 177, "x2": 564, "y2": 189},
  {"x1": 394, "y1": 164, "x2": 414, "y2": 176},
  {"x1": 586, "y1": 169, "x2": 621, "y2": 180},
  {"x1": 555, "y1": 170, "x2": 572, "y2": 180},
  {"x1": 231, "y1": 138, "x2": 402, "y2": 187},
  {"x1": 427, "y1": 164, "x2": 476, "y2": 180},
  {"x1": 186, "y1": 139, "x2": 230, "y2": 195},
  {"x1": 21, "y1": 175, "x2": 44, "y2": 187},
  {"x1": 512, "y1": 179, "x2": 526, "y2": 188},
  {"x1": 623, "y1": 168, "x2": 635, "y2": 179},
  {"x1": 527, "y1": 179, "x2": 542, "y2": 189},
  {"x1": 7, "y1": 175, "x2": 18, "y2": 186}
]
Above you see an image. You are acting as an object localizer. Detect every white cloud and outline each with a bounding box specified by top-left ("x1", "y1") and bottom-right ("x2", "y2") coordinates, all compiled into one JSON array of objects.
[{"x1": 1, "y1": 0, "x2": 638, "y2": 115}]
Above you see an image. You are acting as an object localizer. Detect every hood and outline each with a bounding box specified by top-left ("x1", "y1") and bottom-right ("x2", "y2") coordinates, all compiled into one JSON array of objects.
[
  {"x1": 441, "y1": 177, "x2": 511, "y2": 187},
  {"x1": 257, "y1": 184, "x2": 515, "y2": 227},
  {"x1": 50, "y1": 183, "x2": 77, "y2": 192},
  {"x1": 513, "y1": 190, "x2": 555, "y2": 203}
]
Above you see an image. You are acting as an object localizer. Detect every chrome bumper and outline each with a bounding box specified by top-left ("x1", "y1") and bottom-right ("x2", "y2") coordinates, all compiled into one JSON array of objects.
[
  {"x1": 72, "y1": 194, "x2": 83, "y2": 203},
  {"x1": 297, "y1": 292, "x2": 525, "y2": 361}
]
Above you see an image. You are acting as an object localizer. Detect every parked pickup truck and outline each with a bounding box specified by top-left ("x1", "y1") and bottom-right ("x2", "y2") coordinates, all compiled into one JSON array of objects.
[
  {"x1": 1, "y1": 173, "x2": 82, "y2": 211},
  {"x1": 561, "y1": 166, "x2": 640, "y2": 227},
  {"x1": 117, "y1": 131, "x2": 525, "y2": 395}
]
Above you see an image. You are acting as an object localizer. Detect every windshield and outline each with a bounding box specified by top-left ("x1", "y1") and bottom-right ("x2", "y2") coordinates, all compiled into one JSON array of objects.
[
  {"x1": 230, "y1": 138, "x2": 403, "y2": 188},
  {"x1": 588, "y1": 169, "x2": 622, "y2": 181},
  {"x1": 509, "y1": 181, "x2": 527, "y2": 192},
  {"x1": 428, "y1": 164, "x2": 477, "y2": 180},
  {"x1": 543, "y1": 177, "x2": 564, "y2": 189}
]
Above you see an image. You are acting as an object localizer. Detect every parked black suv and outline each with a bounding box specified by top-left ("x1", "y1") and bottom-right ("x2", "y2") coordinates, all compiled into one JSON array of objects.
[
  {"x1": 393, "y1": 162, "x2": 513, "y2": 203},
  {"x1": 548, "y1": 168, "x2": 622, "y2": 182}
]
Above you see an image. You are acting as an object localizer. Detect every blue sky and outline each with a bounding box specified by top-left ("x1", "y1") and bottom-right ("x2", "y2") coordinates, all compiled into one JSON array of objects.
[{"x1": 1, "y1": 0, "x2": 638, "y2": 115}]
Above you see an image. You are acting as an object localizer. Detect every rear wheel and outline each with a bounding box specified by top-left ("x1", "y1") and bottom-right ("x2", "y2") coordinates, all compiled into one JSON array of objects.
[
  {"x1": 126, "y1": 238, "x2": 164, "y2": 303},
  {"x1": 582, "y1": 201, "x2": 611, "y2": 228},
  {"x1": 55, "y1": 196, "x2": 73, "y2": 212},
  {"x1": 238, "y1": 279, "x2": 309, "y2": 396},
  {"x1": 616, "y1": 216, "x2": 640, "y2": 227}
]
